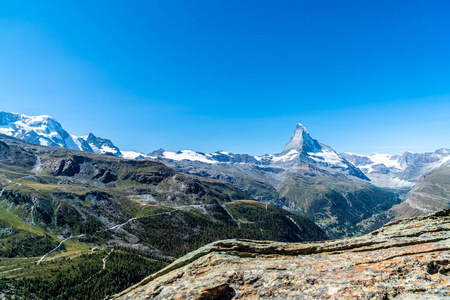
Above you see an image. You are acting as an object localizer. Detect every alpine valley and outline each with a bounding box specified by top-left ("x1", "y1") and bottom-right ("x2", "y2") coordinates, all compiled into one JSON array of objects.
[
  {"x1": 1, "y1": 111, "x2": 450, "y2": 299},
  {"x1": 0, "y1": 112, "x2": 325, "y2": 299}
]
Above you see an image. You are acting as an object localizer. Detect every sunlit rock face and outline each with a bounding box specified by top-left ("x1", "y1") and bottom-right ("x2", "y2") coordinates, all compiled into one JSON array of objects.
[{"x1": 113, "y1": 209, "x2": 450, "y2": 300}]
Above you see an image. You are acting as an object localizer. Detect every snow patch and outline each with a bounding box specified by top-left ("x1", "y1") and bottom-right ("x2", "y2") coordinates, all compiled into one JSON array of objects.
[
  {"x1": 422, "y1": 155, "x2": 450, "y2": 173},
  {"x1": 308, "y1": 149, "x2": 347, "y2": 167},
  {"x1": 39, "y1": 138, "x2": 49, "y2": 146},
  {"x1": 128, "y1": 194, "x2": 158, "y2": 202},
  {"x1": 270, "y1": 149, "x2": 300, "y2": 162},
  {"x1": 122, "y1": 151, "x2": 154, "y2": 160},
  {"x1": 163, "y1": 150, "x2": 218, "y2": 164},
  {"x1": 368, "y1": 153, "x2": 403, "y2": 169}
]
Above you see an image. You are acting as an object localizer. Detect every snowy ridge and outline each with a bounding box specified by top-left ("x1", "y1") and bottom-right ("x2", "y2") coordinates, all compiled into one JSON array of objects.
[
  {"x1": 308, "y1": 149, "x2": 347, "y2": 168},
  {"x1": 342, "y1": 153, "x2": 404, "y2": 174},
  {"x1": 122, "y1": 151, "x2": 155, "y2": 160},
  {"x1": 0, "y1": 111, "x2": 122, "y2": 157},
  {"x1": 266, "y1": 149, "x2": 300, "y2": 163},
  {"x1": 162, "y1": 150, "x2": 219, "y2": 164},
  {"x1": 0, "y1": 113, "x2": 366, "y2": 180},
  {"x1": 145, "y1": 123, "x2": 368, "y2": 181},
  {"x1": 83, "y1": 133, "x2": 122, "y2": 156},
  {"x1": 6, "y1": 111, "x2": 449, "y2": 192},
  {"x1": 0, "y1": 112, "x2": 80, "y2": 150},
  {"x1": 342, "y1": 149, "x2": 450, "y2": 189}
]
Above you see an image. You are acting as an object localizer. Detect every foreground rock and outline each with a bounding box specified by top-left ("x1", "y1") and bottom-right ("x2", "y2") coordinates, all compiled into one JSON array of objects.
[{"x1": 112, "y1": 209, "x2": 450, "y2": 299}]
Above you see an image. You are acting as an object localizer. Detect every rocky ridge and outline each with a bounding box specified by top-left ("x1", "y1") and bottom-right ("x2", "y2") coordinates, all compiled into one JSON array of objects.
[{"x1": 113, "y1": 209, "x2": 450, "y2": 299}]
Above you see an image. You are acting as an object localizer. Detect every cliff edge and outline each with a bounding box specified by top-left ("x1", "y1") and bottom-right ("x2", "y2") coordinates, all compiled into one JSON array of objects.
[{"x1": 112, "y1": 209, "x2": 450, "y2": 299}]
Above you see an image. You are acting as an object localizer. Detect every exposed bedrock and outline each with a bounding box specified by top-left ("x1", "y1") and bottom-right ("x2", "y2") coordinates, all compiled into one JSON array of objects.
[{"x1": 113, "y1": 209, "x2": 450, "y2": 299}]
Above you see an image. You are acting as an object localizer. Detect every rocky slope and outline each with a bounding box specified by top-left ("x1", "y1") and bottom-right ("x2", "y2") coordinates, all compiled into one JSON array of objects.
[
  {"x1": 392, "y1": 161, "x2": 450, "y2": 219},
  {"x1": 112, "y1": 209, "x2": 450, "y2": 300}
]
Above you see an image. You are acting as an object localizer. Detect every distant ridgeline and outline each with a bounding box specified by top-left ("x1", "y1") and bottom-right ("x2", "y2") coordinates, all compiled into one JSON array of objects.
[{"x1": 2, "y1": 111, "x2": 450, "y2": 238}]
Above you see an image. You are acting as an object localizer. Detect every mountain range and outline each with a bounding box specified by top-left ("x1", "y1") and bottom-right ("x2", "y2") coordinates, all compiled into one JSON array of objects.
[
  {"x1": 1, "y1": 111, "x2": 450, "y2": 237},
  {"x1": 0, "y1": 131, "x2": 327, "y2": 299},
  {"x1": 342, "y1": 149, "x2": 450, "y2": 189},
  {"x1": 0, "y1": 112, "x2": 122, "y2": 157},
  {"x1": 2, "y1": 110, "x2": 450, "y2": 299}
]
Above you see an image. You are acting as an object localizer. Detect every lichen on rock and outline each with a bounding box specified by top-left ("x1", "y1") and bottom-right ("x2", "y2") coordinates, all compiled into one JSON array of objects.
[{"x1": 112, "y1": 209, "x2": 450, "y2": 299}]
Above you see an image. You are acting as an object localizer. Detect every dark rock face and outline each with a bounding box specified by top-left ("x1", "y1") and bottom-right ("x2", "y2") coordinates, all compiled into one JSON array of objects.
[
  {"x1": 94, "y1": 169, "x2": 117, "y2": 183},
  {"x1": 0, "y1": 139, "x2": 37, "y2": 167},
  {"x1": 113, "y1": 209, "x2": 450, "y2": 300},
  {"x1": 52, "y1": 156, "x2": 86, "y2": 176}
]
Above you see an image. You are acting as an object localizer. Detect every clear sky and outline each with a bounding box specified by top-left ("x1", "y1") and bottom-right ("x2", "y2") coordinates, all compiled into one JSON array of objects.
[{"x1": 1, "y1": 1, "x2": 450, "y2": 155}]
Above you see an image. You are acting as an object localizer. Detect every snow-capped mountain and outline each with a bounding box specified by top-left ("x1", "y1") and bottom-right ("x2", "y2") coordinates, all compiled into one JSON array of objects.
[
  {"x1": 0, "y1": 112, "x2": 122, "y2": 157},
  {"x1": 133, "y1": 123, "x2": 367, "y2": 181},
  {"x1": 0, "y1": 113, "x2": 400, "y2": 237},
  {"x1": 342, "y1": 149, "x2": 450, "y2": 189},
  {"x1": 83, "y1": 133, "x2": 121, "y2": 156},
  {"x1": 138, "y1": 123, "x2": 400, "y2": 238}
]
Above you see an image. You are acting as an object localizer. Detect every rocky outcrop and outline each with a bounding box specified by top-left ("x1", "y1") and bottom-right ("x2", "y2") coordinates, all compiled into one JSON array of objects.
[{"x1": 113, "y1": 209, "x2": 450, "y2": 299}]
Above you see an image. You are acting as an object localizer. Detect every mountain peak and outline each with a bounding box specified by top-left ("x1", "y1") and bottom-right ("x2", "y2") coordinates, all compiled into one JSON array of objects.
[
  {"x1": 283, "y1": 123, "x2": 322, "y2": 153},
  {"x1": 0, "y1": 111, "x2": 122, "y2": 157}
]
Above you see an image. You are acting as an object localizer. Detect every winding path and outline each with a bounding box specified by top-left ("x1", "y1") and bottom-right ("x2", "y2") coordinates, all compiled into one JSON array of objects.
[{"x1": 36, "y1": 234, "x2": 85, "y2": 265}]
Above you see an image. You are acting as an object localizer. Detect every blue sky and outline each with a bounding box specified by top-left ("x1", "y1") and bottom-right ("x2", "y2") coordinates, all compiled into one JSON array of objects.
[{"x1": 1, "y1": 1, "x2": 450, "y2": 155}]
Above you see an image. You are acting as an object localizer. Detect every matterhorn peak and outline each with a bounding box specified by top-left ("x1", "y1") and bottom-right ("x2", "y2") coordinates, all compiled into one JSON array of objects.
[{"x1": 283, "y1": 123, "x2": 322, "y2": 153}]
